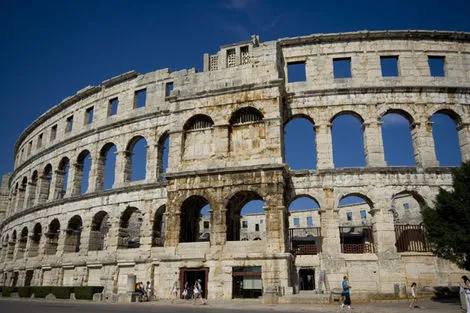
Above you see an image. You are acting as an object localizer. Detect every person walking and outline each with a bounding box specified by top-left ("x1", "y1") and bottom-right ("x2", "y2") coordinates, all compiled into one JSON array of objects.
[
  {"x1": 340, "y1": 275, "x2": 351, "y2": 311},
  {"x1": 193, "y1": 278, "x2": 206, "y2": 305},
  {"x1": 409, "y1": 282, "x2": 424, "y2": 309},
  {"x1": 461, "y1": 275, "x2": 470, "y2": 313},
  {"x1": 170, "y1": 274, "x2": 179, "y2": 304},
  {"x1": 146, "y1": 281, "x2": 152, "y2": 301}
]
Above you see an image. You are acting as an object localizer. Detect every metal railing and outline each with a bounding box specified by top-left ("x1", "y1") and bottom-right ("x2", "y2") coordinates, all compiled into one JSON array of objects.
[
  {"x1": 339, "y1": 226, "x2": 374, "y2": 254},
  {"x1": 394, "y1": 224, "x2": 430, "y2": 252},
  {"x1": 288, "y1": 227, "x2": 322, "y2": 255}
]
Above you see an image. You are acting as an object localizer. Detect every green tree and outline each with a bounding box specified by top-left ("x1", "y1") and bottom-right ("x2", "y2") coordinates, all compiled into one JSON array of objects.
[{"x1": 422, "y1": 161, "x2": 470, "y2": 271}]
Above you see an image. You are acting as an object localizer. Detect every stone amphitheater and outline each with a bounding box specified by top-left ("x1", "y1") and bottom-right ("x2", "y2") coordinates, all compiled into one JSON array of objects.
[{"x1": 0, "y1": 30, "x2": 469, "y2": 302}]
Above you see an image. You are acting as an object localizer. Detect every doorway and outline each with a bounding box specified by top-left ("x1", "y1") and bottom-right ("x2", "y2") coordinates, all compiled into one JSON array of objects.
[
  {"x1": 299, "y1": 268, "x2": 315, "y2": 290},
  {"x1": 25, "y1": 270, "x2": 34, "y2": 286},
  {"x1": 180, "y1": 267, "x2": 209, "y2": 299}
]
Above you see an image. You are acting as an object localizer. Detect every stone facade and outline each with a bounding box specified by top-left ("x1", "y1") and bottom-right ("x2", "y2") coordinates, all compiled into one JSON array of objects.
[{"x1": 0, "y1": 30, "x2": 470, "y2": 302}]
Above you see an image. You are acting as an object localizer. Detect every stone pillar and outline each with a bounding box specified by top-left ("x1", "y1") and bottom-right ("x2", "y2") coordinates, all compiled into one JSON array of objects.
[
  {"x1": 164, "y1": 206, "x2": 180, "y2": 247},
  {"x1": 14, "y1": 187, "x2": 25, "y2": 213},
  {"x1": 145, "y1": 143, "x2": 156, "y2": 180},
  {"x1": 36, "y1": 175, "x2": 50, "y2": 205},
  {"x1": 92, "y1": 156, "x2": 106, "y2": 192},
  {"x1": 319, "y1": 188, "x2": 341, "y2": 255},
  {"x1": 410, "y1": 120, "x2": 438, "y2": 168},
  {"x1": 213, "y1": 125, "x2": 229, "y2": 156},
  {"x1": 265, "y1": 205, "x2": 286, "y2": 253},
  {"x1": 167, "y1": 131, "x2": 183, "y2": 173},
  {"x1": 24, "y1": 181, "x2": 36, "y2": 209},
  {"x1": 51, "y1": 170, "x2": 65, "y2": 200},
  {"x1": 210, "y1": 204, "x2": 227, "y2": 246},
  {"x1": 362, "y1": 121, "x2": 386, "y2": 167},
  {"x1": 315, "y1": 123, "x2": 334, "y2": 169},
  {"x1": 371, "y1": 207, "x2": 397, "y2": 255},
  {"x1": 458, "y1": 122, "x2": 470, "y2": 162},
  {"x1": 114, "y1": 151, "x2": 131, "y2": 187},
  {"x1": 70, "y1": 163, "x2": 83, "y2": 196}
]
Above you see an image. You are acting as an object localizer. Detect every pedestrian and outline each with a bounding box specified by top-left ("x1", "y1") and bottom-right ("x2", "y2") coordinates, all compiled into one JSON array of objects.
[
  {"x1": 409, "y1": 282, "x2": 423, "y2": 309},
  {"x1": 340, "y1": 275, "x2": 351, "y2": 311},
  {"x1": 193, "y1": 278, "x2": 206, "y2": 305},
  {"x1": 182, "y1": 281, "x2": 189, "y2": 300},
  {"x1": 461, "y1": 275, "x2": 470, "y2": 313},
  {"x1": 170, "y1": 274, "x2": 179, "y2": 304},
  {"x1": 146, "y1": 281, "x2": 152, "y2": 301}
]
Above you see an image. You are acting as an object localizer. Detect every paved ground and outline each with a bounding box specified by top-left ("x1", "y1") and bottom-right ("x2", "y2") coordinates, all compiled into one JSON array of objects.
[{"x1": 0, "y1": 297, "x2": 463, "y2": 313}]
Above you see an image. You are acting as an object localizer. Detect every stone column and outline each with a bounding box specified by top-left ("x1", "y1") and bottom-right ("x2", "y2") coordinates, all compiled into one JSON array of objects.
[
  {"x1": 362, "y1": 121, "x2": 386, "y2": 167},
  {"x1": 92, "y1": 156, "x2": 106, "y2": 192},
  {"x1": 164, "y1": 206, "x2": 180, "y2": 247},
  {"x1": 70, "y1": 163, "x2": 83, "y2": 196},
  {"x1": 145, "y1": 143, "x2": 156, "y2": 180},
  {"x1": 315, "y1": 123, "x2": 334, "y2": 169},
  {"x1": 36, "y1": 175, "x2": 51, "y2": 205},
  {"x1": 213, "y1": 124, "x2": 229, "y2": 156},
  {"x1": 14, "y1": 187, "x2": 25, "y2": 213},
  {"x1": 51, "y1": 170, "x2": 65, "y2": 200},
  {"x1": 319, "y1": 188, "x2": 341, "y2": 255},
  {"x1": 264, "y1": 205, "x2": 286, "y2": 253},
  {"x1": 167, "y1": 131, "x2": 183, "y2": 173},
  {"x1": 458, "y1": 122, "x2": 470, "y2": 162},
  {"x1": 24, "y1": 181, "x2": 37, "y2": 209},
  {"x1": 113, "y1": 150, "x2": 131, "y2": 187},
  {"x1": 210, "y1": 204, "x2": 227, "y2": 246},
  {"x1": 410, "y1": 120, "x2": 438, "y2": 168},
  {"x1": 371, "y1": 207, "x2": 397, "y2": 255}
]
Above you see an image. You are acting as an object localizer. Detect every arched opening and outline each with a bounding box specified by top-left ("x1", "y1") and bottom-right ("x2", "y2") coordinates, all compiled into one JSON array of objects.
[
  {"x1": 17, "y1": 227, "x2": 28, "y2": 259},
  {"x1": 89, "y1": 211, "x2": 109, "y2": 251},
  {"x1": 183, "y1": 115, "x2": 214, "y2": 160},
  {"x1": 338, "y1": 194, "x2": 374, "y2": 253},
  {"x1": 431, "y1": 111, "x2": 462, "y2": 166},
  {"x1": 288, "y1": 196, "x2": 321, "y2": 255},
  {"x1": 392, "y1": 192, "x2": 430, "y2": 252},
  {"x1": 28, "y1": 223, "x2": 42, "y2": 257},
  {"x1": 381, "y1": 112, "x2": 415, "y2": 166},
  {"x1": 226, "y1": 191, "x2": 264, "y2": 241},
  {"x1": 229, "y1": 107, "x2": 265, "y2": 157},
  {"x1": 118, "y1": 207, "x2": 142, "y2": 248},
  {"x1": 157, "y1": 133, "x2": 169, "y2": 181},
  {"x1": 126, "y1": 136, "x2": 148, "y2": 182},
  {"x1": 331, "y1": 113, "x2": 366, "y2": 167},
  {"x1": 284, "y1": 116, "x2": 316, "y2": 170},
  {"x1": 44, "y1": 219, "x2": 60, "y2": 255},
  {"x1": 152, "y1": 205, "x2": 166, "y2": 247},
  {"x1": 64, "y1": 215, "x2": 82, "y2": 253},
  {"x1": 179, "y1": 195, "x2": 210, "y2": 243},
  {"x1": 76, "y1": 150, "x2": 92, "y2": 194},
  {"x1": 99, "y1": 143, "x2": 117, "y2": 190},
  {"x1": 57, "y1": 157, "x2": 70, "y2": 199}
]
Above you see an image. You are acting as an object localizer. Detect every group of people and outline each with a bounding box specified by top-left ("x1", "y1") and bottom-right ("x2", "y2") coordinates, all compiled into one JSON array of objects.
[
  {"x1": 171, "y1": 277, "x2": 206, "y2": 305},
  {"x1": 135, "y1": 281, "x2": 152, "y2": 301}
]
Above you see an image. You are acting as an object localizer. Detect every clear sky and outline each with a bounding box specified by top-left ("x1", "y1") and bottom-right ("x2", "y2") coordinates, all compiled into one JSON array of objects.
[{"x1": 1, "y1": 0, "x2": 469, "y2": 183}]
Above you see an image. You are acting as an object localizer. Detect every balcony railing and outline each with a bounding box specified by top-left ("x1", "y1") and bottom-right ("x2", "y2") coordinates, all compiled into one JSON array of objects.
[
  {"x1": 288, "y1": 227, "x2": 322, "y2": 255},
  {"x1": 339, "y1": 226, "x2": 374, "y2": 254},
  {"x1": 394, "y1": 224, "x2": 430, "y2": 252}
]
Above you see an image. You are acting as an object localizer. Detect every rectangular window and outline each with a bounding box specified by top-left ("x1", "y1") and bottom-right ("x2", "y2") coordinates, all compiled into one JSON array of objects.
[
  {"x1": 240, "y1": 45, "x2": 250, "y2": 64},
  {"x1": 293, "y1": 217, "x2": 300, "y2": 227},
  {"x1": 50, "y1": 125, "x2": 57, "y2": 141},
  {"x1": 242, "y1": 221, "x2": 248, "y2": 228},
  {"x1": 287, "y1": 61, "x2": 306, "y2": 82},
  {"x1": 85, "y1": 106, "x2": 94, "y2": 125},
  {"x1": 203, "y1": 221, "x2": 209, "y2": 229},
  {"x1": 360, "y1": 210, "x2": 367, "y2": 219},
  {"x1": 333, "y1": 57, "x2": 352, "y2": 78},
  {"x1": 108, "y1": 98, "x2": 118, "y2": 116},
  {"x1": 346, "y1": 212, "x2": 353, "y2": 221},
  {"x1": 255, "y1": 224, "x2": 259, "y2": 232},
  {"x1": 403, "y1": 203, "x2": 410, "y2": 210},
  {"x1": 27, "y1": 141, "x2": 32, "y2": 156},
  {"x1": 165, "y1": 82, "x2": 174, "y2": 97},
  {"x1": 134, "y1": 89, "x2": 147, "y2": 108},
  {"x1": 307, "y1": 216, "x2": 313, "y2": 227},
  {"x1": 260, "y1": 219, "x2": 264, "y2": 224},
  {"x1": 227, "y1": 48, "x2": 236, "y2": 68},
  {"x1": 428, "y1": 56, "x2": 445, "y2": 77},
  {"x1": 380, "y1": 56, "x2": 399, "y2": 77},
  {"x1": 37, "y1": 133, "x2": 43, "y2": 148},
  {"x1": 66, "y1": 115, "x2": 73, "y2": 133}
]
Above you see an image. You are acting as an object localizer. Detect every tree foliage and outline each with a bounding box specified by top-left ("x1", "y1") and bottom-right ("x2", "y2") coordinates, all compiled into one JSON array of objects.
[{"x1": 422, "y1": 161, "x2": 470, "y2": 271}]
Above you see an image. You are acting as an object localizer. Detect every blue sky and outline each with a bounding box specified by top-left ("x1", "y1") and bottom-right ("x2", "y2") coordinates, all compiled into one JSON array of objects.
[{"x1": 1, "y1": 0, "x2": 469, "y2": 197}]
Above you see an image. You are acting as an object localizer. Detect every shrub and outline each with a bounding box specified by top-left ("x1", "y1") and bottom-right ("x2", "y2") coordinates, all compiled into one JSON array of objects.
[
  {"x1": 31, "y1": 286, "x2": 52, "y2": 298},
  {"x1": 51, "y1": 286, "x2": 72, "y2": 299},
  {"x1": 18, "y1": 286, "x2": 32, "y2": 297},
  {"x1": 73, "y1": 286, "x2": 104, "y2": 300}
]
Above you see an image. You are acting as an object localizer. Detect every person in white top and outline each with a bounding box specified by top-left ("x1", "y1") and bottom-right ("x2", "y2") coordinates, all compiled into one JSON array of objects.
[
  {"x1": 409, "y1": 282, "x2": 423, "y2": 309},
  {"x1": 170, "y1": 273, "x2": 179, "y2": 304},
  {"x1": 461, "y1": 275, "x2": 470, "y2": 313}
]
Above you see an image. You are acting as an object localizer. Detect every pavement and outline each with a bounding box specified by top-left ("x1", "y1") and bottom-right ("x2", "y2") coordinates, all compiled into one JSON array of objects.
[{"x1": 0, "y1": 296, "x2": 464, "y2": 313}]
